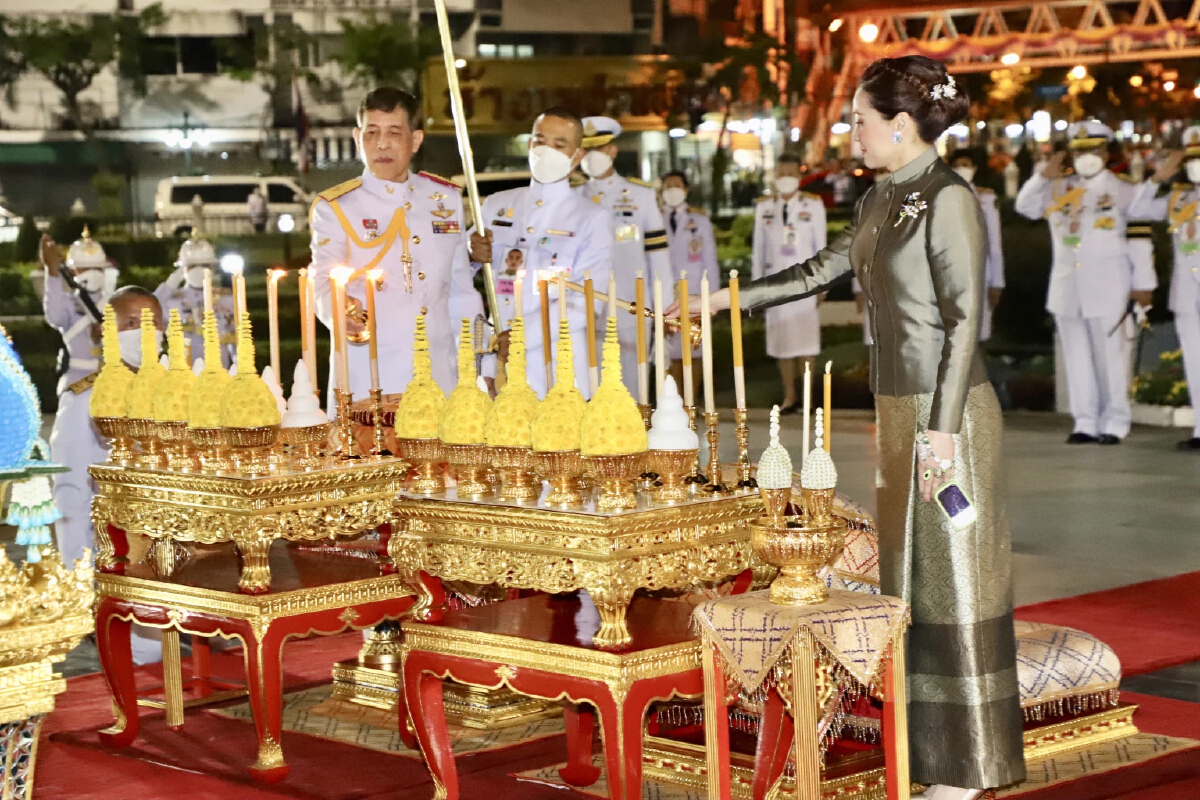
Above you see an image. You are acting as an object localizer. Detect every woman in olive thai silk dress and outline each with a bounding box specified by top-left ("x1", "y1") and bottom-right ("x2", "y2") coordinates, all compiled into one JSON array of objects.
[{"x1": 673, "y1": 56, "x2": 1025, "y2": 800}]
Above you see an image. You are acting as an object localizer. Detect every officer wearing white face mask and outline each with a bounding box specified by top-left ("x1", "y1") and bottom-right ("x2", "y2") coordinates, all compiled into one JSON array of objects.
[
  {"x1": 576, "y1": 116, "x2": 669, "y2": 392},
  {"x1": 950, "y1": 152, "x2": 1005, "y2": 341},
  {"x1": 1129, "y1": 125, "x2": 1200, "y2": 450},
  {"x1": 1016, "y1": 120, "x2": 1157, "y2": 444},
  {"x1": 470, "y1": 107, "x2": 613, "y2": 398},
  {"x1": 154, "y1": 233, "x2": 236, "y2": 368}
]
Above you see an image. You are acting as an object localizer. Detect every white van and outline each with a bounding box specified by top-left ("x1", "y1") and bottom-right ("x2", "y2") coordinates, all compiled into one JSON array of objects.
[{"x1": 154, "y1": 176, "x2": 310, "y2": 237}]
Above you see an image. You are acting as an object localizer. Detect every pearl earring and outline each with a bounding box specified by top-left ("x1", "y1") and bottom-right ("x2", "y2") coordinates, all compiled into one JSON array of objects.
[{"x1": 892, "y1": 130, "x2": 903, "y2": 144}]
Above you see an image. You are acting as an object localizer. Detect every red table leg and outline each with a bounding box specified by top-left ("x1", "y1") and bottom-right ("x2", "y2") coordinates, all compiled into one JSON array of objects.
[
  {"x1": 243, "y1": 623, "x2": 289, "y2": 783},
  {"x1": 192, "y1": 637, "x2": 212, "y2": 698},
  {"x1": 98, "y1": 523, "x2": 130, "y2": 575},
  {"x1": 376, "y1": 523, "x2": 396, "y2": 576},
  {"x1": 404, "y1": 653, "x2": 460, "y2": 800},
  {"x1": 620, "y1": 676, "x2": 703, "y2": 800},
  {"x1": 703, "y1": 639, "x2": 733, "y2": 800},
  {"x1": 96, "y1": 598, "x2": 139, "y2": 747},
  {"x1": 558, "y1": 704, "x2": 601, "y2": 786},
  {"x1": 754, "y1": 687, "x2": 793, "y2": 800}
]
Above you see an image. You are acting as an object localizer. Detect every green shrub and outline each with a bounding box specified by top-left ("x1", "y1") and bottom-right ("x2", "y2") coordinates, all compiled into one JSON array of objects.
[
  {"x1": 14, "y1": 217, "x2": 39, "y2": 263},
  {"x1": 1134, "y1": 349, "x2": 1190, "y2": 407},
  {"x1": 0, "y1": 266, "x2": 39, "y2": 316}
]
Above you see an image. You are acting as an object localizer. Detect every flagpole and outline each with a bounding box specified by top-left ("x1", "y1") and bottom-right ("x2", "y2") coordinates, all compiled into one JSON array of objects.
[{"x1": 433, "y1": 0, "x2": 500, "y2": 336}]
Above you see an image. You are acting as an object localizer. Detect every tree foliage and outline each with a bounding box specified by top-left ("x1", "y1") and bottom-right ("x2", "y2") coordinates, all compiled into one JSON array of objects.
[{"x1": 331, "y1": 13, "x2": 439, "y2": 92}]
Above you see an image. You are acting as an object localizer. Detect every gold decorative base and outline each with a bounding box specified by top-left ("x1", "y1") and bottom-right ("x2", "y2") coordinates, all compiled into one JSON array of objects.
[
  {"x1": 126, "y1": 418, "x2": 163, "y2": 470},
  {"x1": 704, "y1": 411, "x2": 729, "y2": 494},
  {"x1": 330, "y1": 660, "x2": 562, "y2": 729},
  {"x1": 369, "y1": 388, "x2": 388, "y2": 458},
  {"x1": 733, "y1": 407, "x2": 756, "y2": 490},
  {"x1": 583, "y1": 452, "x2": 646, "y2": 512},
  {"x1": 188, "y1": 427, "x2": 233, "y2": 473},
  {"x1": 157, "y1": 420, "x2": 196, "y2": 472},
  {"x1": 399, "y1": 438, "x2": 446, "y2": 495},
  {"x1": 491, "y1": 446, "x2": 538, "y2": 502},
  {"x1": 334, "y1": 389, "x2": 358, "y2": 461},
  {"x1": 648, "y1": 449, "x2": 697, "y2": 504},
  {"x1": 752, "y1": 486, "x2": 847, "y2": 606},
  {"x1": 279, "y1": 422, "x2": 332, "y2": 470},
  {"x1": 534, "y1": 450, "x2": 584, "y2": 506},
  {"x1": 223, "y1": 426, "x2": 282, "y2": 476},
  {"x1": 446, "y1": 443, "x2": 492, "y2": 497},
  {"x1": 93, "y1": 417, "x2": 135, "y2": 465}
]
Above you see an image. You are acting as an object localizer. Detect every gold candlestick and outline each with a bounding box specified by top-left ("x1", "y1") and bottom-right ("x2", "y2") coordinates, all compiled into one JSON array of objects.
[
  {"x1": 335, "y1": 389, "x2": 358, "y2": 461},
  {"x1": 704, "y1": 411, "x2": 728, "y2": 494},
  {"x1": 734, "y1": 407, "x2": 756, "y2": 490},
  {"x1": 683, "y1": 405, "x2": 706, "y2": 485},
  {"x1": 369, "y1": 388, "x2": 388, "y2": 458}
]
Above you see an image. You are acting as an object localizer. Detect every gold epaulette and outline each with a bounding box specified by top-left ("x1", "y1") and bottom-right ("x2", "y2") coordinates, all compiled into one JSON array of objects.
[
  {"x1": 687, "y1": 206, "x2": 708, "y2": 215},
  {"x1": 1127, "y1": 224, "x2": 1154, "y2": 238},
  {"x1": 68, "y1": 371, "x2": 99, "y2": 395},
  {"x1": 756, "y1": 195, "x2": 773, "y2": 203},
  {"x1": 1117, "y1": 173, "x2": 1137, "y2": 183},
  {"x1": 976, "y1": 186, "x2": 996, "y2": 195},
  {"x1": 317, "y1": 178, "x2": 363, "y2": 203},
  {"x1": 802, "y1": 191, "x2": 822, "y2": 202},
  {"x1": 626, "y1": 176, "x2": 652, "y2": 188},
  {"x1": 1173, "y1": 182, "x2": 1195, "y2": 191},
  {"x1": 568, "y1": 171, "x2": 588, "y2": 188},
  {"x1": 419, "y1": 171, "x2": 459, "y2": 188}
]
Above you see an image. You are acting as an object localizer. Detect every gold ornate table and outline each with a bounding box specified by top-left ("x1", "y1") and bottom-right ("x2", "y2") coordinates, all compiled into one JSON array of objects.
[
  {"x1": 390, "y1": 481, "x2": 766, "y2": 649},
  {"x1": 89, "y1": 457, "x2": 409, "y2": 593}
]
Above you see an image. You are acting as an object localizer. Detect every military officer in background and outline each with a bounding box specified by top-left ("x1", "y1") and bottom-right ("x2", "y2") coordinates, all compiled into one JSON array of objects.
[
  {"x1": 576, "y1": 116, "x2": 669, "y2": 391},
  {"x1": 660, "y1": 169, "x2": 718, "y2": 399},
  {"x1": 311, "y1": 87, "x2": 483, "y2": 402},
  {"x1": 1016, "y1": 120, "x2": 1157, "y2": 444},
  {"x1": 1129, "y1": 126, "x2": 1200, "y2": 450},
  {"x1": 154, "y1": 233, "x2": 236, "y2": 368},
  {"x1": 470, "y1": 107, "x2": 612, "y2": 398},
  {"x1": 950, "y1": 151, "x2": 1006, "y2": 341},
  {"x1": 752, "y1": 152, "x2": 826, "y2": 412}
]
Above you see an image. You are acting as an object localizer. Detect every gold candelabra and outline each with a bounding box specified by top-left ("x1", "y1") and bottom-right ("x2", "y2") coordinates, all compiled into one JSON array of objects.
[
  {"x1": 704, "y1": 411, "x2": 729, "y2": 494},
  {"x1": 733, "y1": 407, "x2": 756, "y2": 490},
  {"x1": 334, "y1": 389, "x2": 358, "y2": 461},
  {"x1": 369, "y1": 389, "x2": 388, "y2": 458},
  {"x1": 683, "y1": 405, "x2": 706, "y2": 486}
]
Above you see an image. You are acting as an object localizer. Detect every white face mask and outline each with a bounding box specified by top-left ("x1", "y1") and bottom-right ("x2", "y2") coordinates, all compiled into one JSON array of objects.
[
  {"x1": 185, "y1": 266, "x2": 210, "y2": 289},
  {"x1": 775, "y1": 176, "x2": 800, "y2": 196},
  {"x1": 74, "y1": 269, "x2": 105, "y2": 293},
  {"x1": 662, "y1": 187, "x2": 688, "y2": 208},
  {"x1": 1186, "y1": 160, "x2": 1200, "y2": 184},
  {"x1": 1073, "y1": 153, "x2": 1105, "y2": 179},
  {"x1": 528, "y1": 145, "x2": 576, "y2": 184},
  {"x1": 581, "y1": 150, "x2": 613, "y2": 178},
  {"x1": 118, "y1": 329, "x2": 161, "y2": 369},
  {"x1": 953, "y1": 166, "x2": 977, "y2": 184}
]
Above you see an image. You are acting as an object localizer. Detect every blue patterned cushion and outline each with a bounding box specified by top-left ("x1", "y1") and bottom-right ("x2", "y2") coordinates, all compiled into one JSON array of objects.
[{"x1": 1014, "y1": 621, "x2": 1121, "y2": 709}]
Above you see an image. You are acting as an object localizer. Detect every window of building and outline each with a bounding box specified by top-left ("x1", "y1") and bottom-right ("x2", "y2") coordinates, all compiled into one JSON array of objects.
[
  {"x1": 179, "y1": 36, "x2": 219, "y2": 75},
  {"x1": 631, "y1": 0, "x2": 654, "y2": 12},
  {"x1": 140, "y1": 36, "x2": 178, "y2": 76},
  {"x1": 478, "y1": 43, "x2": 497, "y2": 57},
  {"x1": 498, "y1": 43, "x2": 515, "y2": 57},
  {"x1": 516, "y1": 44, "x2": 533, "y2": 58},
  {"x1": 480, "y1": 14, "x2": 501, "y2": 27},
  {"x1": 171, "y1": 184, "x2": 259, "y2": 205},
  {"x1": 476, "y1": 0, "x2": 502, "y2": 9},
  {"x1": 267, "y1": 184, "x2": 297, "y2": 204},
  {"x1": 633, "y1": 15, "x2": 653, "y2": 29}
]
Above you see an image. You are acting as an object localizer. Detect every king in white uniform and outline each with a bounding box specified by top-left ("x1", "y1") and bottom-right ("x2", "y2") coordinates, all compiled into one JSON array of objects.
[
  {"x1": 752, "y1": 154, "x2": 826, "y2": 410},
  {"x1": 310, "y1": 88, "x2": 482, "y2": 402},
  {"x1": 1016, "y1": 120, "x2": 1157, "y2": 443},
  {"x1": 1129, "y1": 124, "x2": 1200, "y2": 449}
]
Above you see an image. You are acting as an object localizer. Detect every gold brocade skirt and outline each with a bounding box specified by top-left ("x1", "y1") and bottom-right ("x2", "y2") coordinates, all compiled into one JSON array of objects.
[{"x1": 876, "y1": 382, "x2": 1026, "y2": 789}]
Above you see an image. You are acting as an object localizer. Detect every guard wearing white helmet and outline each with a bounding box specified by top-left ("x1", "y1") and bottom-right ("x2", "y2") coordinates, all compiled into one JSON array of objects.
[
  {"x1": 1129, "y1": 124, "x2": 1200, "y2": 449},
  {"x1": 576, "y1": 116, "x2": 669, "y2": 394},
  {"x1": 40, "y1": 228, "x2": 115, "y2": 569},
  {"x1": 1015, "y1": 120, "x2": 1158, "y2": 444},
  {"x1": 155, "y1": 233, "x2": 236, "y2": 368}
]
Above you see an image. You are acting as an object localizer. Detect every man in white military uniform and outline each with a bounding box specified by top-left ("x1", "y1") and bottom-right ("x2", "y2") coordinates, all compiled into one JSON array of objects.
[
  {"x1": 950, "y1": 152, "x2": 1006, "y2": 341},
  {"x1": 1016, "y1": 121, "x2": 1157, "y2": 444},
  {"x1": 576, "y1": 116, "x2": 669, "y2": 391},
  {"x1": 1129, "y1": 126, "x2": 1200, "y2": 450},
  {"x1": 470, "y1": 107, "x2": 612, "y2": 398},
  {"x1": 310, "y1": 88, "x2": 483, "y2": 401},
  {"x1": 752, "y1": 152, "x2": 826, "y2": 412},
  {"x1": 154, "y1": 234, "x2": 236, "y2": 368},
  {"x1": 660, "y1": 169, "x2": 718, "y2": 399}
]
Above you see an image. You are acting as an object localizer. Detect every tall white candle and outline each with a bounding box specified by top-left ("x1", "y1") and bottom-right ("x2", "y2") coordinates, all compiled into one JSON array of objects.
[
  {"x1": 700, "y1": 273, "x2": 714, "y2": 415},
  {"x1": 801, "y1": 360, "x2": 811, "y2": 467},
  {"x1": 267, "y1": 269, "x2": 283, "y2": 381},
  {"x1": 653, "y1": 278, "x2": 665, "y2": 401},
  {"x1": 514, "y1": 269, "x2": 524, "y2": 319},
  {"x1": 304, "y1": 271, "x2": 317, "y2": 392},
  {"x1": 607, "y1": 272, "x2": 617, "y2": 320},
  {"x1": 202, "y1": 268, "x2": 213, "y2": 316}
]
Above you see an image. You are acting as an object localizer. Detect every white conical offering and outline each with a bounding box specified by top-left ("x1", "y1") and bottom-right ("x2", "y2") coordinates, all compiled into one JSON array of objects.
[
  {"x1": 647, "y1": 376, "x2": 699, "y2": 450},
  {"x1": 261, "y1": 365, "x2": 288, "y2": 415},
  {"x1": 159, "y1": 354, "x2": 169, "y2": 368},
  {"x1": 800, "y1": 408, "x2": 838, "y2": 490},
  {"x1": 283, "y1": 360, "x2": 329, "y2": 428},
  {"x1": 192, "y1": 357, "x2": 205, "y2": 376},
  {"x1": 757, "y1": 405, "x2": 793, "y2": 490}
]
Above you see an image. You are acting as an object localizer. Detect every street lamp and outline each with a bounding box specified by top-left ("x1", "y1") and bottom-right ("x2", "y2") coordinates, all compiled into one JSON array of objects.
[
  {"x1": 858, "y1": 23, "x2": 879, "y2": 43},
  {"x1": 165, "y1": 111, "x2": 208, "y2": 175},
  {"x1": 1164, "y1": 80, "x2": 1176, "y2": 91},
  {"x1": 828, "y1": 18, "x2": 843, "y2": 32},
  {"x1": 1001, "y1": 52, "x2": 1020, "y2": 66},
  {"x1": 1130, "y1": 75, "x2": 1144, "y2": 87},
  {"x1": 1070, "y1": 65, "x2": 1087, "y2": 80}
]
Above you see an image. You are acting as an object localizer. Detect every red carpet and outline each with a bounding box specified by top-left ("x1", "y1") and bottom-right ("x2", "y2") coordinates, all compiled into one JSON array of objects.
[{"x1": 1015, "y1": 571, "x2": 1200, "y2": 676}]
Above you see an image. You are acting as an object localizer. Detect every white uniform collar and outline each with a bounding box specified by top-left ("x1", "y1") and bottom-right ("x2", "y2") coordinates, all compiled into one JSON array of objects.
[
  {"x1": 1080, "y1": 169, "x2": 1110, "y2": 190},
  {"x1": 530, "y1": 177, "x2": 574, "y2": 202},
  {"x1": 360, "y1": 168, "x2": 415, "y2": 199},
  {"x1": 588, "y1": 173, "x2": 622, "y2": 191}
]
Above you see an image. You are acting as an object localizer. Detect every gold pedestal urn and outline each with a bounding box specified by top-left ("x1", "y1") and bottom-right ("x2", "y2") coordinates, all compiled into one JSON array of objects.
[
  {"x1": 399, "y1": 438, "x2": 446, "y2": 495},
  {"x1": 446, "y1": 443, "x2": 491, "y2": 497},
  {"x1": 126, "y1": 418, "x2": 163, "y2": 469},
  {"x1": 583, "y1": 452, "x2": 646, "y2": 512},
  {"x1": 280, "y1": 423, "x2": 332, "y2": 470},
  {"x1": 93, "y1": 417, "x2": 135, "y2": 465},
  {"x1": 750, "y1": 486, "x2": 848, "y2": 606},
  {"x1": 534, "y1": 450, "x2": 584, "y2": 506},
  {"x1": 647, "y1": 449, "x2": 697, "y2": 504},
  {"x1": 223, "y1": 426, "x2": 282, "y2": 476},
  {"x1": 491, "y1": 446, "x2": 539, "y2": 502}
]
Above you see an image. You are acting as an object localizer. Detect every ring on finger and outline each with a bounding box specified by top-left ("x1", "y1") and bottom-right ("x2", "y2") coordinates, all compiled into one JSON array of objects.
[{"x1": 922, "y1": 468, "x2": 933, "y2": 482}]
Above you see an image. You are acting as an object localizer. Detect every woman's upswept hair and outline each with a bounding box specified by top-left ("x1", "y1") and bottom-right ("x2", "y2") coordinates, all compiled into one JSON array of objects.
[{"x1": 859, "y1": 56, "x2": 970, "y2": 143}]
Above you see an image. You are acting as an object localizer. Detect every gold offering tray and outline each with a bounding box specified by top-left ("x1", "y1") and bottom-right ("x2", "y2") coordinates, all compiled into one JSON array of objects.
[
  {"x1": 390, "y1": 475, "x2": 765, "y2": 648},
  {"x1": 90, "y1": 457, "x2": 409, "y2": 593}
]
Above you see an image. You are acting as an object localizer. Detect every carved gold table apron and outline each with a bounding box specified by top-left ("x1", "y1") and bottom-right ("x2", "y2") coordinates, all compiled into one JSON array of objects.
[
  {"x1": 89, "y1": 458, "x2": 409, "y2": 593},
  {"x1": 390, "y1": 486, "x2": 765, "y2": 649}
]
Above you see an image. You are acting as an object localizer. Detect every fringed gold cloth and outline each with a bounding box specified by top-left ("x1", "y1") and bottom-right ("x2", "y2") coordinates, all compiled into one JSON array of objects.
[{"x1": 876, "y1": 382, "x2": 1026, "y2": 789}]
